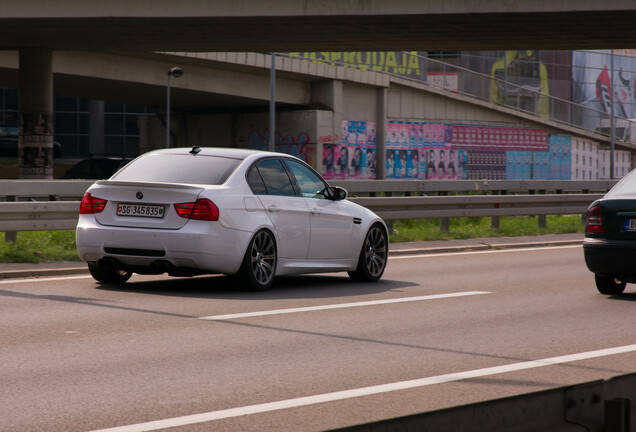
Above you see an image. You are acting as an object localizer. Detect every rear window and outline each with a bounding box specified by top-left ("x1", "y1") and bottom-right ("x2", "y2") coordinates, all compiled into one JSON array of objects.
[
  {"x1": 111, "y1": 153, "x2": 240, "y2": 185},
  {"x1": 605, "y1": 169, "x2": 636, "y2": 198}
]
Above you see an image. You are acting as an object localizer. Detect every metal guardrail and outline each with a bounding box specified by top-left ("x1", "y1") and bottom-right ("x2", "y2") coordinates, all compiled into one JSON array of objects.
[
  {"x1": 0, "y1": 179, "x2": 615, "y2": 242},
  {"x1": 336, "y1": 179, "x2": 618, "y2": 195},
  {"x1": 348, "y1": 193, "x2": 604, "y2": 220},
  {"x1": 0, "y1": 201, "x2": 79, "y2": 232}
]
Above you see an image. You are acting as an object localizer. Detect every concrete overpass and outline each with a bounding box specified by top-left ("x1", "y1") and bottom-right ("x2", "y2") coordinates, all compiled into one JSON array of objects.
[
  {"x1": 0, "y1": 0, "x2": 635, "y2": 52},
  {"x1": 2, "y1": 0, "x2": 635, "y2": 178}
]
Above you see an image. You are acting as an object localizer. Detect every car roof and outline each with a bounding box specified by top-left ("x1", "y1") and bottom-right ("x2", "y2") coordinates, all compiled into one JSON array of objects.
[{"x1": 148, "y1": 147, "x2": 288, "y2": 160}]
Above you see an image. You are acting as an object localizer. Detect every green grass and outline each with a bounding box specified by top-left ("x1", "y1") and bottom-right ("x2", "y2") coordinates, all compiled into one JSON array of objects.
[
  {"x1": 0, "y1": 215, "x2": 585, "y2": 263},
  {"x1": 0, "y1": 230, "x2": 80, "y2": 263},
  {"x1": 388, "y1": 215, "x2": 585, "y2": 243}
]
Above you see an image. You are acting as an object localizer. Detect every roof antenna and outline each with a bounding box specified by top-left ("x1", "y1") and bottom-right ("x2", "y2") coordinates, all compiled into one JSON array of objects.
[{"x1": 189, "y1": 146, "x2": 201, "y2": 155}]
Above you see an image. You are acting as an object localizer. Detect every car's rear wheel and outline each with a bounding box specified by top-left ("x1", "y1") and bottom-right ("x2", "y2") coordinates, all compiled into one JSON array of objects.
[
  {"x1": 233, "y1": 230, "x2": 277, "y2": 291},
  {"x1": 348, "y1": 223, "x2": 388, "y2": 282},
  {"x1": 594, "y1": 274, "x2": 626, "y2": 295},
  {"x1": 88, "y1": 264, "x2": 132, "y2": 284}
]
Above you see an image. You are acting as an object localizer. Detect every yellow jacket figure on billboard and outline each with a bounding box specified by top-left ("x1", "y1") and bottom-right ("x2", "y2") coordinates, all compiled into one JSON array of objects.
[{"x1": 490, "y1": 50, "x2": 550, "y2": 118}]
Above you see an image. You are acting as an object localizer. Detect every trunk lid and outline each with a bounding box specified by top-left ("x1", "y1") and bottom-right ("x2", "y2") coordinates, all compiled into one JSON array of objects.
[{"x1": 89, "y1": 180, "x2": 205, "y2": 229}]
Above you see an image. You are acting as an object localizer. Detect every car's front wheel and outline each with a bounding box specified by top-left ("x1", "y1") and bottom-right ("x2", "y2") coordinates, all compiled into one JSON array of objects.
[
  {"x1": 233, "y1": 230, "x2": 277, "y2": 291},
  {"x1": 348, "y1": 223, "x2": 388, "y2": 282},
  {"x1": 88, "y1": 264, "x2": 132, "y2": 284},
  {"x1": 594, "y1": 274, "x2": 626, "y2": 295}
]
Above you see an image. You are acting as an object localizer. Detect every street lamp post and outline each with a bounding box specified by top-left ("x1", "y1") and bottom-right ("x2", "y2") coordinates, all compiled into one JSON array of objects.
[
  {"x1": 269, "y1": 53, "x2": 276, "y2": 152},
  {"x1": 166, "y1": 67, "x2": 184, "y2": 148}
]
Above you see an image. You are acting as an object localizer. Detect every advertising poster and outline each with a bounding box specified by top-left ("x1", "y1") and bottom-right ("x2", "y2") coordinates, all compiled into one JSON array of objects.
[
  {"x1": 395, "y1": 149, "x2": 408, "y2": 178},
  {"x1": 386, "y1": 148, "x2": 396, "y2": 179},
  {"x1": 19, "y1": 113, "x2": 54, "y2": 179},
  {"x1": 364, "y1": 122, "x2": 376, "y2": 179},
  {"x1": 573, "y1": 50, "x2": 636, "y2": 131},
  {"x1": 426, "y1": 147, "x2": 437, "y2": 179},
  {"x1": 322, "y1": 144, "x2": 336, "y2": 180},
  {"x1": 335, "y1": 144, "x2": 349, "y2": 180},
  {"x1": 456, "y1": 149, "x2": 468, "y2": 180}
]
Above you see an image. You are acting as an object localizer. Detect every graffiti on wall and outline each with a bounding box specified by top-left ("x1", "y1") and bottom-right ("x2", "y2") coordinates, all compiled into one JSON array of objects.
[{"x1": 244, "y1": 130, "x2": 316, "y2": 166}]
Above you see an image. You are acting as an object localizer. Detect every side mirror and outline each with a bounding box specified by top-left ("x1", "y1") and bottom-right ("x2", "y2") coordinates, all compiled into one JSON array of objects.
[{"x1": 322, "y1": 186, "x2": 348, "y2": 201}]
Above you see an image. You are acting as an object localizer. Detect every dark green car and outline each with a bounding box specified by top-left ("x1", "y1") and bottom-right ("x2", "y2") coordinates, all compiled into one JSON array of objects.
[{"x1": 584, "y1": 170, "x2": 636, "y2": 294}]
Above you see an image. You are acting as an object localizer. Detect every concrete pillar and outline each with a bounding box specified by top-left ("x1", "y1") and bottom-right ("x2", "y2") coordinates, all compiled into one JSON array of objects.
[
  {"x1": 311, "y1": 80, "x2": 343, "y2": 176},
  {"x1": 375, "y1": 87, "x2": 387, "y2": 180},
  {"x1": 18, "y1": 48, "x2": 53, "y2": 179},
  {"x1": 89, "y1": 100, "x2": 105, "y2": 156}
]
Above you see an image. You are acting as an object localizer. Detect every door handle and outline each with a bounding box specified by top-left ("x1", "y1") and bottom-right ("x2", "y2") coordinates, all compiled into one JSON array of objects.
[
  {"x1": 267, "y1": 205, "x2": 280, "y2": 213},
  {"x1": 310, "y1": 208, "x2": 321, "y2": 215}
]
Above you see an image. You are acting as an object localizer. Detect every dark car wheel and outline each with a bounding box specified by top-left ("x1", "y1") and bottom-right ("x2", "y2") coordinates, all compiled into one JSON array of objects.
[
  {"x1": 88, "y1": 264, "x2": 132, "y2": 284},
  {"x1": 594, "y1": 274, "x2": 626, "y2": 295},
  {"x1": 348, "y1": 223, "x2": 388, "y2": 282},
  {"x1": 233, "y1": 230, "x2": 277, "y2": 291}
]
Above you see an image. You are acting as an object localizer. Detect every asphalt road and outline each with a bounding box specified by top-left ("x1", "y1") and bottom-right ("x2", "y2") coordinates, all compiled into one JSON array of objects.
[{"x1": 2, "y1": 244, "x2": 636, "y2": 432}]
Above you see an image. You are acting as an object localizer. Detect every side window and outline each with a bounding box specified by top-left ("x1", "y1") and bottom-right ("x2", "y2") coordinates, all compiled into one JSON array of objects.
[
  {"x1": 254, "y1": 159, "x2": 296, "y2": 197},
  {"x1": 284, "y1": 159, "x2": 327, "y2": 199},
  {"x1": 247, "y1": 166, "x2": 267, "y2": 195}
]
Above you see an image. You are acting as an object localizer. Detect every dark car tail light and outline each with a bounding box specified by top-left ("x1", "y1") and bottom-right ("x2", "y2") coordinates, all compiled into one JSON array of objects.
[
  {"x1": 79, "y1": 193, "x2": 107, "y2": 214},
  {"x1": 174, "y1": 199, "x2": 219, "y2": 221},
  {"x1": 585, "y1": 205, "x2": 604, "y2": 234}
]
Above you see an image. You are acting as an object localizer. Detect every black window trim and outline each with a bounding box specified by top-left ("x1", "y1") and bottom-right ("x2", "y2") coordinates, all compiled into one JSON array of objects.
[
  {"x1": 246, "y1": 156, "x2": 329, "y2": 198},
  {"x1": 280, "y1": 157, "x2": 329, "y2": 199},
  {"x1": 247, "y1": 156, "x2": 299, "y2": 197}
]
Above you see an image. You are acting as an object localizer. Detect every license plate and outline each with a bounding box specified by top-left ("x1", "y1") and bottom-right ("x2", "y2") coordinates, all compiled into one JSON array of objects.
[
  {"x1": 117, "y1": 203, "x2": 165, "y2": 218},
  {"x1": 625, "y1": 219, "x2": 636, "y2": 231}
]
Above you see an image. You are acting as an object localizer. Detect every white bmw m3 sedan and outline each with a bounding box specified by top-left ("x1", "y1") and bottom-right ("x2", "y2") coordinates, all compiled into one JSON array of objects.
[{"x1": 76, "y1": 147, "x2": 389, "y2": 290}]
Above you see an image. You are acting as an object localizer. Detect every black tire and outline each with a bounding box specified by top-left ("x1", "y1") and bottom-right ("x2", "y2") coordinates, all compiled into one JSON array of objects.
[
  {"x1": 233, "y1": 230, "x2": 277, "y2": 291},
  {"x1": 88, "y1": 264, "x2": 132, "y2": 284},
  {"x1": 594, "y1": 274, "x2": 626, "y2": 295},
  {"x1": 348, "y1": 223, "x2": 388, "y2": 282}
]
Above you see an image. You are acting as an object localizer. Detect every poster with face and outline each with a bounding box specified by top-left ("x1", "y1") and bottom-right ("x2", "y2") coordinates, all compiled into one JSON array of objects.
[
  {"x1": 335, "y1": 145, "x2": 349, "y2": 179},
  {"x1": 349, "y1": 146, "x2": 363, "y2": 178},
  {"x1": 364, "y1": 147, "x2": 376, "y2": 179},
  {"x1": 322, "y1": 144, "x2": 336, "y2": 180}
]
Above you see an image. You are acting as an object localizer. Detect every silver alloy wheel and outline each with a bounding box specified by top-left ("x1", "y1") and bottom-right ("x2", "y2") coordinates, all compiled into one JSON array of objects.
[
  {"x1": 364, "y1": 226, "x2": 387, "y2": 278},
  {"x1": 250, "y1": 230, "x2": 276, "y2": 285}
]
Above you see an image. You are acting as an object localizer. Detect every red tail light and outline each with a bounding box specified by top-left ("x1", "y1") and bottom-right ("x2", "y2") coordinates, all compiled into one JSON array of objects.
[
  {"x1": 174, "y1": 199, "x2": 219, "y2": 221},
  {"x1": 585, "y1": 205, "x2": 604, "y2": 234},
  {"x1": 79, "y1": 193, "x2": 107, "y2": 214}
]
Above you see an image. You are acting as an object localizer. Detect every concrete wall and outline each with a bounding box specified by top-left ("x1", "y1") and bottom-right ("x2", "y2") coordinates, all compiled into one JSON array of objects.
[
  {"x1": 140, "y1": 110, "x2": 330, "y2": 168},
  {"x1": 389, "y1": 81, "x2": 528, "y2": 126}
]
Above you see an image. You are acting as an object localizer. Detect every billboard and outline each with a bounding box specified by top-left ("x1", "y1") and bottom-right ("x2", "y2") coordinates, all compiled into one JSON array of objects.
[{"x1": 572, "y1": 50, "x2": 636, "y2": 130}]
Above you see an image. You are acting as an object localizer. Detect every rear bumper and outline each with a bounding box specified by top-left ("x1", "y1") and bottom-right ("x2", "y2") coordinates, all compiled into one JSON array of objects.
[
  {"x1": 583, "y1": 237, "x2": 636, "y2": 280},
  {"x1": 76, "y1": 215, "x2": 250, "y2": 275}
]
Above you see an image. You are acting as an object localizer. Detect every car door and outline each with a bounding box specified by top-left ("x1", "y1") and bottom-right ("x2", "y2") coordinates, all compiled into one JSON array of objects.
[
  {"x1": 248, "y1": 158, "x2": 311, "y2": 259},
  {"x1": 283, "y1": 159, "x2": 354, "y2": 260}
]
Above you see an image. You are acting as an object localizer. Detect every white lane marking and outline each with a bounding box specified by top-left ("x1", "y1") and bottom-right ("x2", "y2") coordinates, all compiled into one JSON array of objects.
[
  {"x1": 0, "y1": 275, "x2": 92, "y2": 285},
  {"x1": 198, "y1": 291, "x2": 489, "y2": 321},
  {"x1": 87, "y1": 343, "x2": 636, "y2": 432},
  {"x1": 390, "y1": 244, "x2": 582, "y2": 260}
]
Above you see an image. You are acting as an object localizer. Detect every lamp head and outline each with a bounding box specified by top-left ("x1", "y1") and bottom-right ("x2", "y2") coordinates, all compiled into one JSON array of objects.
[{"x1": 168, "y1": 67, "x2": 184, "y2": 78}]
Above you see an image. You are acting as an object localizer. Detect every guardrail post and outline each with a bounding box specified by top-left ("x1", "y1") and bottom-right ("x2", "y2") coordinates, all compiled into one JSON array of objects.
[
  {"x1": 440, "y1": 218, "x2": 449, "y2": 232},
  {"x1": 439, "y1": 191, "x2": 450, "y2": 232},
  {"x1": 491, "y1": 190, "x2": 503, "y2": 231},
  {"x1": 4, "y1": 195, "x2": 17, "y2": 243},
  {"x1": 491, "y1": 216, "x2": 500, "y2": 230},
  {"x1": 537, "y1": 190, "x2": 547, "y2": 229},
  {"x1": 386, "y1": 220, "x2": 394, "y2": 234}
]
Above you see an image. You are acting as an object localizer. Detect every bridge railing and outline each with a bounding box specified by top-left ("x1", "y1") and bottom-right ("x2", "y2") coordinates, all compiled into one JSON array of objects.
[{"x1": 0, "y1": 179, "x2": 616, "y2": 242}]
